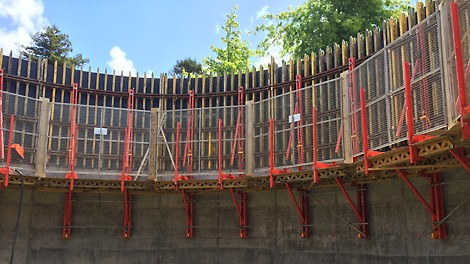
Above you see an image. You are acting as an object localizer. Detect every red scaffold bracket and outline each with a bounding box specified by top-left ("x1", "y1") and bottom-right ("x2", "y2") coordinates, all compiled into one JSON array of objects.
[
  {"x1": 285, "y1": 183, "x2": 309, "y2": 238},
  {"x1": 285, "y1": 74, "x2": 304, "y2": 171},
  {"x1": 448, "y1": 147, "x2": 470, "y2": 173},
  {"x1": 182, "y1": 189, "x2": 194, "y2": 238},
  {"x1": 0, "y1": 116, "x2": 23, "y2": 187},
  {"x1": 122, "y1": 188, "x2": 132, "y2": 238},
  {"x1": 218, "y1": 119, "x2": 235, "y2": 189},
  {"x1": 230, "y1": 189, "x2": 248, "y2": 238},
  {"x1": 450, "y1": 2, "x2": 470, "y2": 140},
  {"x1": 62, "y1": 188, "x2": 72, "y2": 239},
  {"x1": 396, "y1": 170, "x2": 446, "y2": 239},
  {"x1": 402, "y1": 62, "x2": 436, "y2": 164},
  {"x1": 65, "y1": 83, "x2": 79, "y2": 190},
  {"x1": 269, "y1": 118, "x2": 290, "y2": 188},
  {"x1": 183, "y1": 90, "x2": 195, "y2": 174},
  {"x1": 120, "y1": 88, "x2": 135, "y2": 192},
  {"x1": 335, "y1": 178, "x2": 367, "y2": 238},
  {"x1": 230, "y1": 86, "x2": 245, "y2": 174}
]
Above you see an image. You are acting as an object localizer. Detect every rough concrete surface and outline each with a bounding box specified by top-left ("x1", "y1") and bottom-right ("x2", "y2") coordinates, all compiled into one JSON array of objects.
[{"x1": 1, "y1": 168, "x2": 470, "y2": 263}]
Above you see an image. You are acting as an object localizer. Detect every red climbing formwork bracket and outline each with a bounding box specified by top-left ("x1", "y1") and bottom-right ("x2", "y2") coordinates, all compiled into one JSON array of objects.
[
  {"x1": 396, "y1": 170, "x2": 446, "y2": 239},
  {"x1": 335, "y1": 178, "x2": 367, "y2": 238},
  {"x1": 448, "y1": 147, "x2": 470, "y2": 173},
  {"x1": 182, "y1": 190, "x2": 194, "y2": 238},
  {"x1": 62, "y1": 189, "x2": 73, "y2": 239},
  {"x1": 450, "y1": 2, "x2": 470, "y2": 140},
  {"x1": 402, "y1": 62, "x2": 436, "y2": 164},
  {"x1": 269, "y1": 118, "x2": 290, "y2": 188},
  {"x1": 65, "y1": 83, "x2": 79, "y2": 190},
  {"x1": 230, "y1": 189, "x2": 248, "y2": 238},
  {"x1": 122, "y1": 188, "x2": 132, "y2": 238},
  {"x1": 285, "y1": 183, "x2": 309, "y2": 238},
  {"x1": 120, "y1": 88, "x2": 135, "y2": 191}
]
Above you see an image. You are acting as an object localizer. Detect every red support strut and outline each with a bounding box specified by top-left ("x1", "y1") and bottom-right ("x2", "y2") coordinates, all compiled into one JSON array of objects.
[
  {"x1": 182, "y1": 190, "x2": 194, "y2": 238},
  {"x1": 403, "y1": 62, "x2": 435, "y2": 164},
  {"x1": 0, "y1": 115, "x2": 16, "y2": 187},
  {"x1": 335, "y1": 178, "x2": 367, "y2": 238},
  {"x1": 123, "y1": 188, "x2": 132, "y2": 238},
  {"x1": 285, "y1": 183, "x2": 309, "y2": 238},
  {"x1": 63, "y1": 84, "x2": 79, "y2": 238},
  {"x1": 396, "y1": 170, "x2": 446, "y2": 239},
  {"x1": 450, "y1": 2, "x2": 470, "y2": 140},
  {"x1": 120, "y1": 88, "x2": 135, "y2": 191},
  {"x1": 230, "y1": 189, "x2": 248, "y2": 238}
]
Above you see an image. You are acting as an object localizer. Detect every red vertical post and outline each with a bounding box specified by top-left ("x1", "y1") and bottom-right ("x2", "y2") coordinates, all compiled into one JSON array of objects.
[
  {"x1": 62, "y1": 189, "x2": 73, "y2": 239},
  {"x1": 429, "y1": 174, "x2": 446, "y2": 239},
  {"x1": 360, "y1": 88, "x2": 370, "y2": 174},
  {"x1": 269, "y1": 118, "x2": 275, "y2": 188},
  {"x1": 120, "y1": 88, "x2": 135, "y2": 191},
  {"x1": 450, "y1": 2, "x2": 470, "y2": 139},
  {"x1": 182, "y1": 190, "x2": 193, "y2": 238},
  {"x1": 312, "y1": 107, "x2": 319, "y2": 183},
  {"x1": 174, "y1": 122, "x2": 181, "y2": 184},
  {"x1": 403, "y1": 62, "x2": 419, "y2": 163},
  {"x1": 230, "y1": 189, "x2": 248, "y2": 238},
  {"x1": 296, "y1": 74, "x2": 304, "y2": 171},
  {"x1": 0, "y1": 69, "x2": 4, "y2": 160},
  {"x1": 285, "y1": 183, "x2": 309, "y2": 238},
  {"x1": 123, "y1": 188, "x2": 131, "y2": 238},
  {"x1": 65, "y1": 84, "x2": 79, "y2": 190}
]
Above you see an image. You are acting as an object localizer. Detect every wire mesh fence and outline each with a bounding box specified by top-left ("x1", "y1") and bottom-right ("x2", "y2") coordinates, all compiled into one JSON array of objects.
[
  {"x1": 46, "y1": 102, "x2": 150, "y2": 180},
  {"x1": 156, "y1": 104, "x2": 245, "y2": 180},
  {"x1": 0, "y1": 91, "x2": 41, "y2": 175}
]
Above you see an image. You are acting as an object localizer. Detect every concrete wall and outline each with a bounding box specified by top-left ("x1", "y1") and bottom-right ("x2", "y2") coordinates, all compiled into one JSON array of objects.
[{"x1": 1, "y1": 168, "x2": 470, "y2": 264}]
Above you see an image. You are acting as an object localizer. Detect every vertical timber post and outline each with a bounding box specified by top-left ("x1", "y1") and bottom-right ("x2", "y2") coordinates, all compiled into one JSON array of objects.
[
  {"x1": 148, "y1": 108, "x2": 159, "y2": 180},
  {"x1": 245, "y1": 100, "x2": 254, "y2": 176},
  {"x1": 340, "y1": 71, "x2": 353, "y2": 163},
  {"x1": 35, "y1": 97, "x2": 50, "y2": 177}
]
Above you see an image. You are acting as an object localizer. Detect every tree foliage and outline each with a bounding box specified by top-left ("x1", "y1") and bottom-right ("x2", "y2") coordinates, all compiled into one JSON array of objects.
[
  {"x1": 257, "y1": 0, "x2": 409, "y2": 58},
  {"x1": 169, "y1": 58, "x2": 203, "y2": 77},
  {"x1": 203, "y1": 5, "x2": 255, "y2": 74},
  {"x1": 22, "y1": 25, "x2": 89, "y2": 66}
]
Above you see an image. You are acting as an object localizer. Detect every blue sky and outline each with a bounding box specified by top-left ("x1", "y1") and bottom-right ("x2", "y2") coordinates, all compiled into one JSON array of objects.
[{"x1": 1, "y1": 0, "x2": 416, "y2": 76}]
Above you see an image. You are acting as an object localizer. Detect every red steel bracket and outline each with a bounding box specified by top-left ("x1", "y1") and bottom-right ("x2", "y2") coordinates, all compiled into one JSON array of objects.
[
  {"x1": 403, "y1": 62, "x2": 436, "y2": 164},
  {"x1": 396, "y1": 170, "x2": 446, "y2": 239},
  {"x1": 120, "y1": 88, "x2": 135, "y2": 191},
  {"x1": 62, "y1": 189, "x2": 73, "y2": 239},
  {"x1": 335, "y1": 178, "x2": 367, "y2": 238},
  {"x1": 230, "y1": 189, "x2": 248, "y2": 238},
  {"x1": 450, "y1": 2, "x2": 470, "y2": 140},
  {"x1": 269, "y1": 118, "x2": 290, "y2": 188},
  {"x1": 123, "y1": 188, "x2": 132, "y2": 238},
  {"x1": 173, "y1": 122, "x2": 191, "y2": 189},
  {"x1": 448, "y1": 147, "x2": 470, "y2": 173},
  {"x1": 182, "y1": 190, "x2": 194, "y2": 238},
  {"x1": 65, "y1": 83, "x2": 79, "y2": 190},
  {"x1": 0, "y1": 116, "x2": 18, "y2": 187},
  {"x1": 285, "y1": 183, "x2": 309, "y2": 238}
]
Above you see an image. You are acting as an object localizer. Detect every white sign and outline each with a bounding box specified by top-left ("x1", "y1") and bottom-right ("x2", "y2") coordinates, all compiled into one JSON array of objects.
[
  {"x1": 94, "y1": 127, "x2": 108, "y2": 135},
  {"x1": 288, "y1": 113, "x2": 301, "y2": 123}
]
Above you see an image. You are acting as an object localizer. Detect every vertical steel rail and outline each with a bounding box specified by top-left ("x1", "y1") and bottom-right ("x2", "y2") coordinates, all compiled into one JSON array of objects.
[
  {"x1": 450, "y1": 2, "x2": 470, "y2": 139},
  {"x1": 230, "y1": 189, "x2": 248, "y2": 238},
  {"x1": 65, "y1": 83, "x2": 79, "y2": 189},
  {"x1": 182, "y1": 189, "x2": 193, "y2": 238}
]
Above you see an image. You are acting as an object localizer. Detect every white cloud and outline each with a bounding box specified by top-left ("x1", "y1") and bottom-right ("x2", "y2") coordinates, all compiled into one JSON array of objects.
[
  {"x1": 215, "y1": 23, "x2": 220, "y2": 35},
  {"x1": 253, "y1": 44, "x2": 289, "y2": 68},
  {"x1": 256, "y1": 5, "x2": 269, "y2": 19},
  {"x1": 107, "y1": 46, "x2": 137, "y2": 76},
  {"x1": 0, "y1": 0, "x2": 48, "y2": 54}
]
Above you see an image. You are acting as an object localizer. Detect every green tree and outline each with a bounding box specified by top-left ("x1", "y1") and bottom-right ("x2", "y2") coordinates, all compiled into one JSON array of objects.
[
  {"x1": 257, "y1": 0, "x2": 409, "y2": 58},
  {"x1": 203, "y1": 5, "x2": 255, "y2": 74},
  {"x1": 169, "y1": 58, "x2": 203, "y2": 77},
  {"x1": 22, "y1": 25, "x2": 89, "y2": 66}
]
